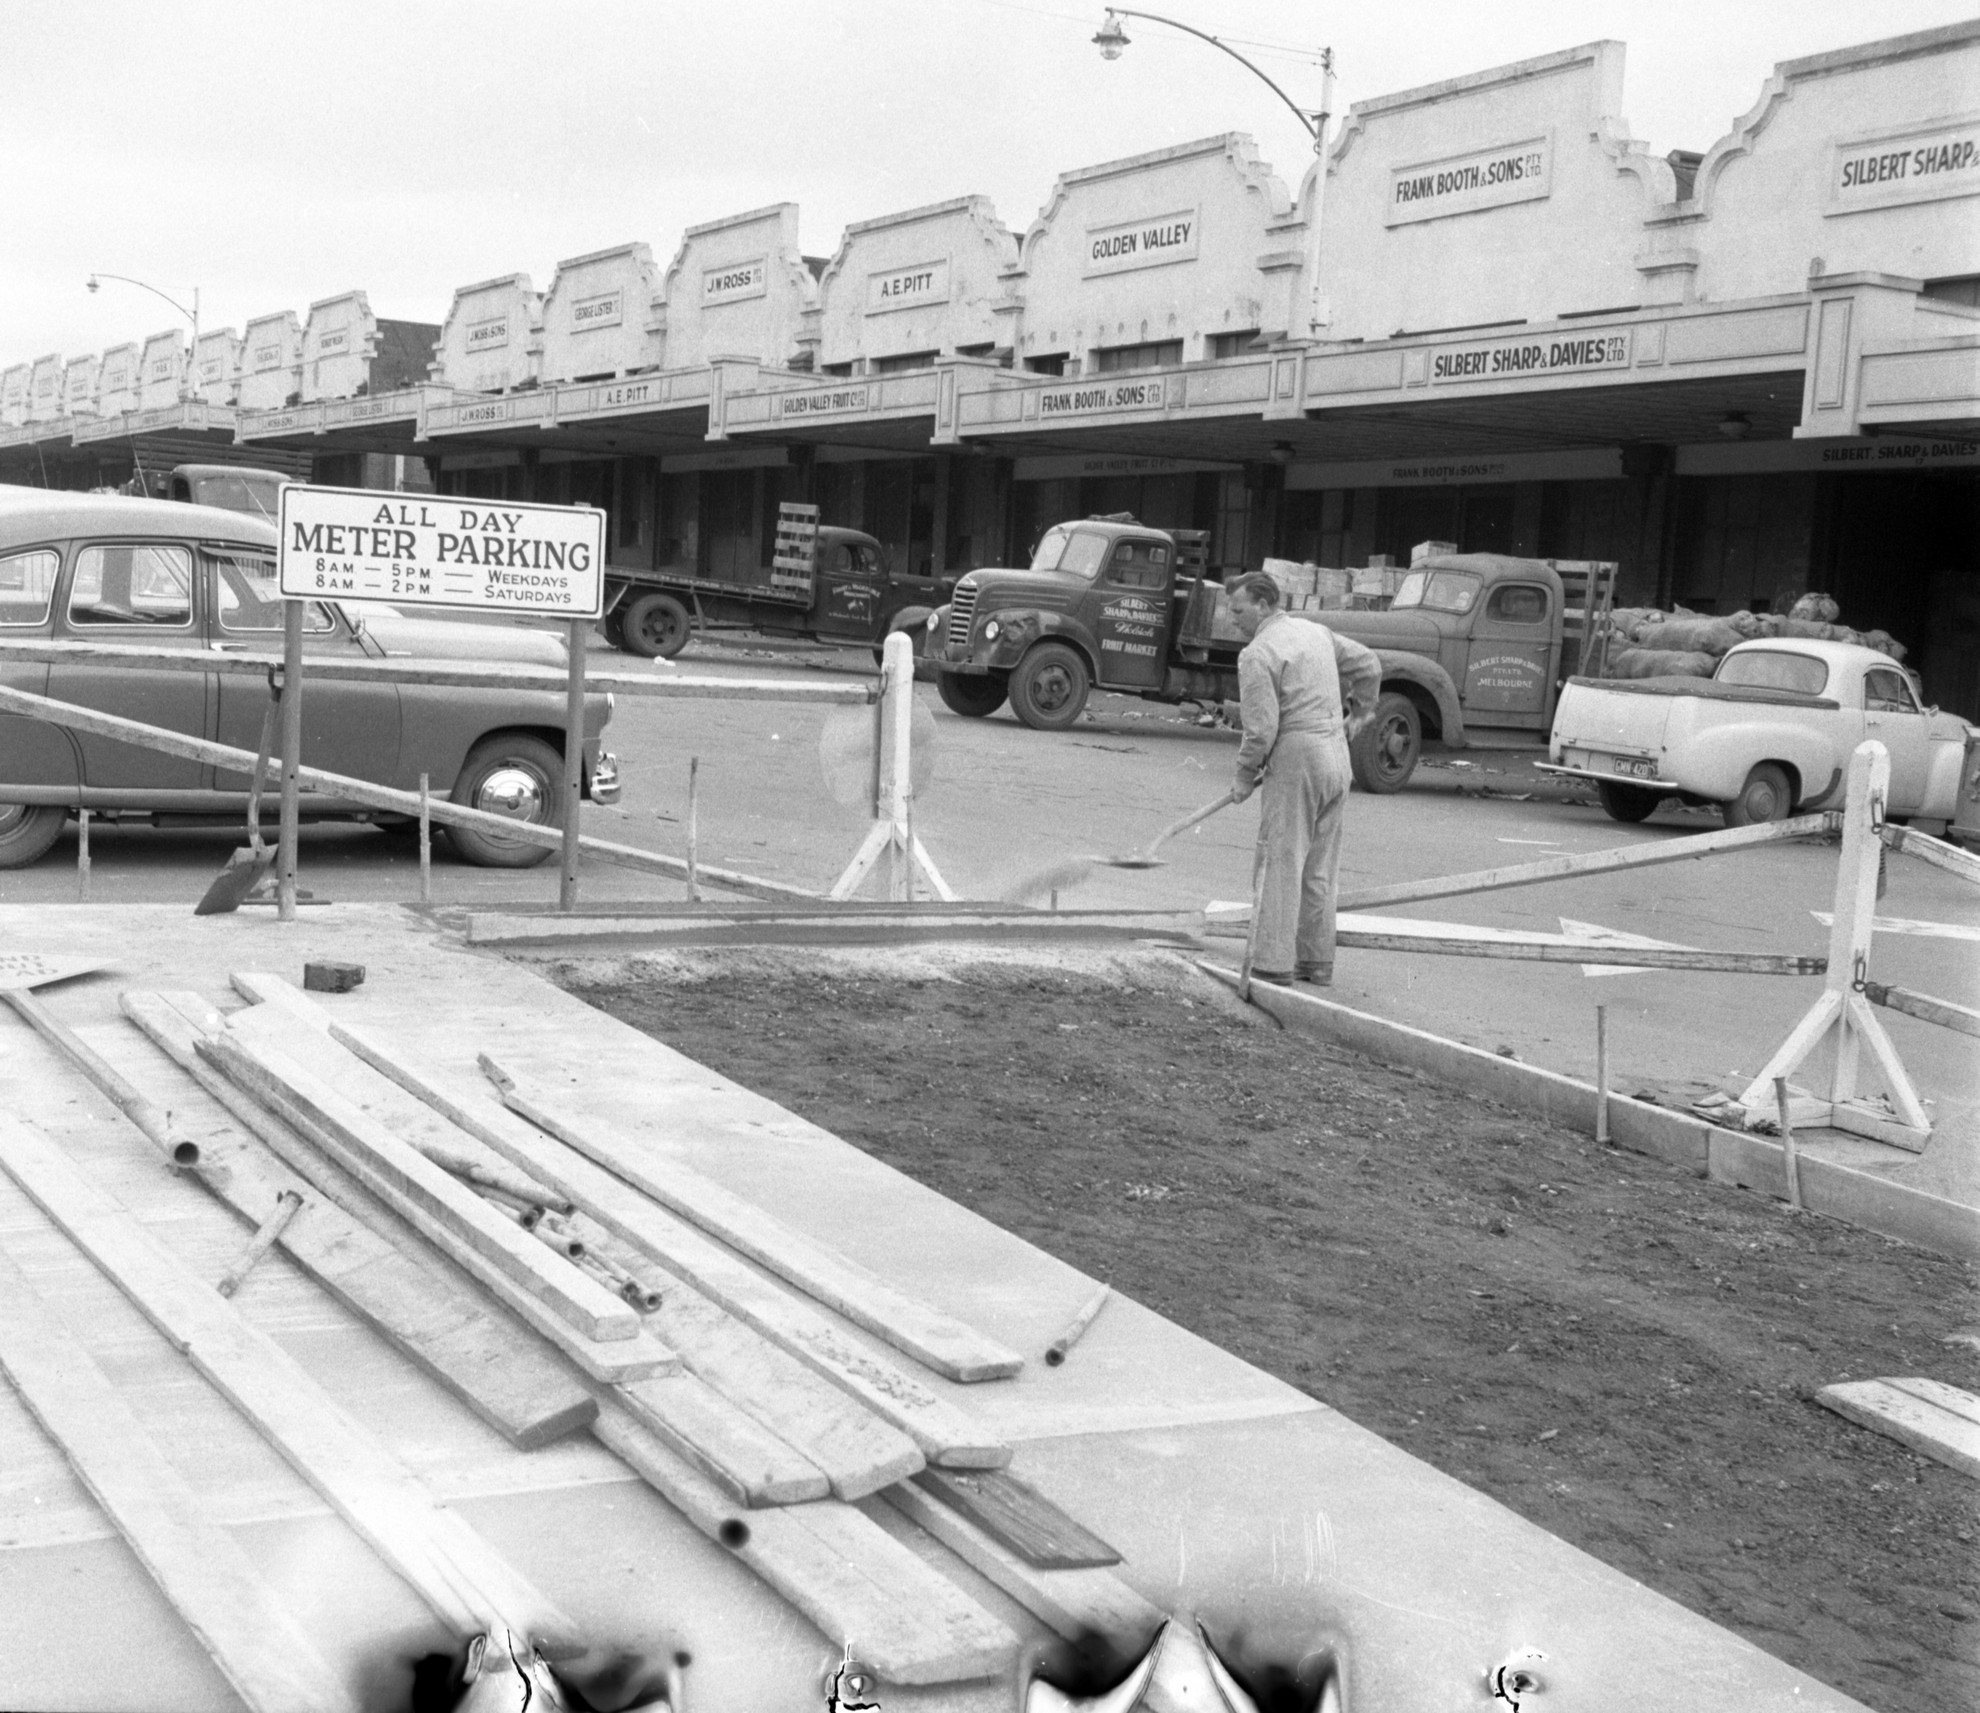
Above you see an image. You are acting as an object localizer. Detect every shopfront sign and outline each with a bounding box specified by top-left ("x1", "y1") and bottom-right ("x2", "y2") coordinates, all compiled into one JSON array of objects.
[
  {"x1": 316, "y1": 327, "x2": 350, "y2": 355},
  {"x1": 1287, "y1": 447, "x2": 1622, "y2": 490},
  {"x1": 1830, "y1": 116, "x2": 1980, "y2": 213},
  {"x1": 703, "y1": 257, "x2": 768, "y2": 306},
  {"x1": 1429, "y1": 328, "x2": 1630, "y2": 385},
  {"x1": 779, "y1": 385, "x2": 869, "y2": 418},
  {"x1": 1083, "y1": 208, "x2": 1198, "y2": 277},
  {"x1": 866, "y1": 259, "x2": 950, "y2": 314},
  {"x1": 1012, "y1": 451, "x2": 1239, "y2": 481},
  {"x1": 465, "y1": 314, "x2": 510, "y2": 353},
  {"x1": 279, "y1": 486, "x2": 603, "y2": 617},
  {"x1": 1037, "y1": 376, "x2": 1169, "y2": 417},
  {"x1": 571, "y1": 289, "x2": 624, "y2": 331},
  {"x1": 1386, "y1": 136, "x2": 1552, "y2": 227},
  {"x1": 1676, "y1": 436, "x2": 1980, "y2": 476}
]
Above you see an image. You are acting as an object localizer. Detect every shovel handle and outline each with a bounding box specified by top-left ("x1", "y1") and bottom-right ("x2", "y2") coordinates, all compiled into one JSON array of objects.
[{"x1": 1143, "y1": 789, "x2": 1242, "y2": 859}]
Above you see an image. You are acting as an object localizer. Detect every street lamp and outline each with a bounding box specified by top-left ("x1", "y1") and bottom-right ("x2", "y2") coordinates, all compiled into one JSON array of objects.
[
  {"x1": 1092, "y1": 8, "x2": 1335, "y2": 337},
  {"x1": 86, "y1": 273, "x2": 202, "y2": 398}
]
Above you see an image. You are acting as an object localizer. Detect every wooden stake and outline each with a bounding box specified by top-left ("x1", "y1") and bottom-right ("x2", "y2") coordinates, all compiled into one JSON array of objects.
[
  {"x1": 559, "y1": 616, "x2": 585, "y2": 911},
  {"x1": 1594, "y1": 1004, "x2": 1610, "y2": 1146},
  {"x1": 276, "y1": 601, "x2": 303, "y2": 923},
  {"x1": 686, "y1": 756, "x2": 699, "y2": 903},
  {"x1": 417, "y1": 771, "x2": 432, "y2": 904},
  {"x1": 1773, "y1": 1076, "x2": 1803, "y2": 1211},
  {"x1": 76, "y1": 806, "x2": 90, "y2": 899},
  {"x1": 217, "y1": 1190, "x2": 303, "y2": 1297}
]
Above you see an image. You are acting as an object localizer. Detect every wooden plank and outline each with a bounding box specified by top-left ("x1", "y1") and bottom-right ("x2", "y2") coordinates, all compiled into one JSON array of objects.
[
  {"x1": 200, "y1": 1022, "x2": 676, "y2": 1386},
  {"x1": 881, "y1": 1480, "x2": 1162, "y2": 1644},
  {"x1": 0, "y1": 681, "x2": 815, "y2": 903},
  {"x1": 0, "y1": 638, "x2": 875, "y2": 705},
  {"x1": 0, "y1": 1245, "x2": 362, "y2": 1713},
  {"x1": 488, "y1": 1061, "x2": 1026, "y2": 1384},
  {"x1": 202, "y1": 1022, "x2": 639, "y2": 1344},
  {"x1": 1864, "y1": 980, "x2": 1980, "y2": 1040},
  {"x1": 462, "y1": 909, "x2": 1207, "y2": 949},
  {"x1": 316, "y1": 1016, "x2": 1007, "y2": 1466},
  {"x1": 592, "y1": 1404, "x2": 1014, "y2": 1686},
  {"x1": 121, "y1": 991, "x2": 596, "y2": 1448},
  {"x1": 0, "y1": 1113, "x2": 579, "y2": 1647},
  {"x1": 617, "y1": 1372, "x2": 829, "y2": 1507},
  {"x1": 1886, "y1": 1376, "x2": 1980, "y2": 1430},
  {"x1": 1818, "y1": 1379, "x2": 1980, "y2": 1480},
  {"x1": 1331, "y1": 930, "x2": 1824, "y2": 976},
  {"x1": 1887, "y1": 823, "x2": 1980, "y2": 888},
  {"x1": 1338, "y1": 812, "x2": 1838, "y2": 913},
  {"x1": 912, "y1": 1466, "x2": 1121, "y2": 1569}
]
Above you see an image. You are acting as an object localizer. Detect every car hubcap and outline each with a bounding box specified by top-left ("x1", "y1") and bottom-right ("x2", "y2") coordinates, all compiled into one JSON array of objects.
[
  {"x1": 1033, "y1": 667, "x2": 1074, "y2": 712},
  {"x1": 474, "y1": 766, "x2": 547, "y2": 826},
  {"x1": 0, "y1": 804, "x2": 30, "y2": 836},
  {"x1": 1378, "y1": 720, "x2": 1410, "y2": 772}
]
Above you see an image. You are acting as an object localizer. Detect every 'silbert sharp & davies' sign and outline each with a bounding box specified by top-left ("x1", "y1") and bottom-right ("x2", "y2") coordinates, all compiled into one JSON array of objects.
[
  {"x1": 866, "y1": 259, "x2": 950, "y2": 314},
  {"x1": 1831, "y1": 116, "x2": 1980, "y2": 212},
  {"x1": 1039, "y1": 377, "x2": 1169, "y2": 416},
  {"x1": 1430, "y1": 328, "x2": 1630, "y2": 384},
  {"x1": 703, "y1": 258, "x2": 768, "y2": 305},
  {"x1": 279, "y1": 486, "x2": 604, "y2": 618},
  {"x1": 1386, "y1": 136, "x2": 1552, "y2": 227},
  {"x1": 1083, "y1": 208, "x2": 1198, "y2": 277}
]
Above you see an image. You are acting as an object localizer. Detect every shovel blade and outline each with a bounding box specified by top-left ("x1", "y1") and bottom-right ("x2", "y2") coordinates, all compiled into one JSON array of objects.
[
  {"x1": 0, "y1": 952, "x2": 112, "y2": 992},
  {"x1": 194, "y1": 849, "x2": 276, "y2": 917}
]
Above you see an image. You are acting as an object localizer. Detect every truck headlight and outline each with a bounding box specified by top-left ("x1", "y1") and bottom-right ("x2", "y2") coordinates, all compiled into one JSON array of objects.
[
  {"x1": 984, "y1": 619, "x2": 1001, "y2": 642},
  {"x1": 925, "y1": 610, "x2": 941, "y2": 631}
]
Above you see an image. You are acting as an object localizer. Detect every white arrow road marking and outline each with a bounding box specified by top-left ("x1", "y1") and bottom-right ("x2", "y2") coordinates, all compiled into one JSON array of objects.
[
  {"x1": 1810, "y1": 911, "x2": 1980, "y2": 943},
  {"x1": 1558, "y1": 916, "x2": 1702, "y2": 977}
]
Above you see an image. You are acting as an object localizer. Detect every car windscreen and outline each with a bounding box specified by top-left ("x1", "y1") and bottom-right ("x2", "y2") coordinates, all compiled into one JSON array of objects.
[
  {"x1": 1029, "y1": 526, "x2": 1110, "y2": 579},
  {"x1": 1714, "y1": 649, "x2": 1830, "y2": 695},
  {"x1": 212, "y1": 552, "x2": 334, "y2": 632},
  {"x1": 1392, "y1": 569, "x2": 1480, "y2": 614},
  {"x1": 194, "y1": 474, "x2": 283, "y2": 519}
]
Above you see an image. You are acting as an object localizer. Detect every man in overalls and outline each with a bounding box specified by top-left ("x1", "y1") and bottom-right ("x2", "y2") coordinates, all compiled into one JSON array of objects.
[{"x1": 1226, "y1": 571, "x2": 1382, "y2": 986}]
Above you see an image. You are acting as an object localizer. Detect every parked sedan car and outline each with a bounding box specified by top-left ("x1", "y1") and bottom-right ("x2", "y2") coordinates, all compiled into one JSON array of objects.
[
  {"x1": 0, "y1": 488, "x2": 619, "y2": 868},
  {"x1": 1543, "y1": 637, "x2": 1973, "y2": 826}
]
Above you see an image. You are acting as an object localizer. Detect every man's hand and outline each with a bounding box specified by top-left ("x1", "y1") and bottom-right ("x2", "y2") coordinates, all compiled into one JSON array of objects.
[
  {"x1": 1231, "y1": 776, "x2": 1257, "y2": 803},
  {"x1": 1345, "y1": 701, "x2": 1376, "y2": 741}
]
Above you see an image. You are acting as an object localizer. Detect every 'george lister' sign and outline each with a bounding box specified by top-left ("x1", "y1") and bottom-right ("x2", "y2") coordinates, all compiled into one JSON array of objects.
[{"x1": 278, "y1": 485, "x2": 604, "y2": 618}]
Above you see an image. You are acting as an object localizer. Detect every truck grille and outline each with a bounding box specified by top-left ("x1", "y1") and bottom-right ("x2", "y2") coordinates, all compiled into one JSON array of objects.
[{"x1": 946, "y1": 584, "x2": 978, "y2": 647}]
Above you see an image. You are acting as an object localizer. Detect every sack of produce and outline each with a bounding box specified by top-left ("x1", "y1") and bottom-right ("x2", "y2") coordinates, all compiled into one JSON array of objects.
[
  {"x1": 1632, "y1": 616, "x2": 1748, "y2": 656},
  {"x1": 1860, "y1": 628, "x2": 1908, "y2": 662},
  {"x1": 1790, "y1": 592, "x2": 1842, "y2": 624},
  {"x1": 1609, "y1": 647, "x2": 1717, "y2": 680},
  {"x1": 1725, "y1": 609, "x2": 1768, "y2": 639},
  {"x1": 1780, "y1": 617, "x2": 1863, "y2": 645},
  {"x1": 1606, "y1": 606, "x2": 1662, "y2": 641}
]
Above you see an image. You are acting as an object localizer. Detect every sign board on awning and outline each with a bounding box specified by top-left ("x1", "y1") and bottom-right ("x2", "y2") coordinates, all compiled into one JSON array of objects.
[{"x1": 278, "y1": 485, "x2": 604, "y2": 618}]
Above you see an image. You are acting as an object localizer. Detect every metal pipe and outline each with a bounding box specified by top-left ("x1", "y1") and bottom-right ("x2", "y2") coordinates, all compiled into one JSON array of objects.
[
  {"x1": 1774, "y1": 1077, "x2": 1803, "y2": 1211},
  {"x1": 277, "y1": 601, "x2": 303, "y2": 921},
  {"x1": 1595, "y1": 1004, "x2": 1610, "y2": 1146},
  {"x1": 418, "y1": 771, "x2": 432, "y2": 904},
  {"x1": 559, "y1": 617, "x2": 585, "y2": 911},
  {"x1": 76, "y1": 807, "x2": 90, "y2": 900},
  {"x1": 686, "y1": 756, "x2": 700, "y2": 903}
]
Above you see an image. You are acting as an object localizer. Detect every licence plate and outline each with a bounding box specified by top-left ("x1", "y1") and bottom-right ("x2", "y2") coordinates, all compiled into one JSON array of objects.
[{"x1": 1608, "y1": 754, "x2": 1657, "y2": 780}]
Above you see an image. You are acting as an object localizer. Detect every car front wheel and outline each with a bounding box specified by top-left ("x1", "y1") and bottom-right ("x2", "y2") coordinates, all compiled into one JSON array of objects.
[
  {"x1": 0, "y1": 805, "x2": 65, "y2": 869},
  {"x1": 1348, "y1": 692, "x2": 1421, "y2": 793},
  {"x1": 936, "y1": 672, "x2": 1009, "y2": 718},
  {"x1": 1721, "y1": 762, "x2": 1794, "y2": 828},
  {"x1": 447, "y1": 735, "x2": 562, "y2": 867},
  {"x1": 1007, "y1": 643, "x2": 1090, "y2": 731}
]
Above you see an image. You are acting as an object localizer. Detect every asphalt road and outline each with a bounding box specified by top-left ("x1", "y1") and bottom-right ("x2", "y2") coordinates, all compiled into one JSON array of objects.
[{"x1": 5, "y1": 628, "x2": 1975, "y2": 1177}]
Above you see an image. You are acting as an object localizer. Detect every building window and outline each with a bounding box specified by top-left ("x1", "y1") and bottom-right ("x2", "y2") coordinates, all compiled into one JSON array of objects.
[
  {"x1": 1094, "y1": 340, "x2": 1183, "y2": 374},
  {"x1": 1207, "y1": 330, "x2": 1260, "y2": 360},
  {"x1": 1923, "y1": 275, "x2": 1980, "y2": 307},
  {"x1": 1025, "y1": 352, "x2": 1068, "y2": 376},
  {"x1": 820, "y1": 361, "x2": 856, "y2": 377},
  {"x1": 871, "y1": 350, "x2": 940, "y2": 375}
]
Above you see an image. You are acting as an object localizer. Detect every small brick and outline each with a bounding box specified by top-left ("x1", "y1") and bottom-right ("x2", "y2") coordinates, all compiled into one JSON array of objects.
[{"x1": 302, "y1": 961, "x2": 365, "y2": 994}]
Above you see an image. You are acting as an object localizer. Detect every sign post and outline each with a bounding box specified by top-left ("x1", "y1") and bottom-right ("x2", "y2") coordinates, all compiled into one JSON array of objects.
[{"x1": 276, "y1": 485, "x2": 605, "y2": 915}]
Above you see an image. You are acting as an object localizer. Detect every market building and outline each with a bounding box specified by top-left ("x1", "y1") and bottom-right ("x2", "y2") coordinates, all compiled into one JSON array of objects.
[{"x1": 1, "y1": 18, "x2": 1972, "y2": 711}]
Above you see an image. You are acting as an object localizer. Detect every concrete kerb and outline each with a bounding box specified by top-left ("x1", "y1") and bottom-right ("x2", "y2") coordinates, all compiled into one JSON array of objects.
[{"x1": 1195, "y1": 961, "x2": 1980, "y2": 1264}]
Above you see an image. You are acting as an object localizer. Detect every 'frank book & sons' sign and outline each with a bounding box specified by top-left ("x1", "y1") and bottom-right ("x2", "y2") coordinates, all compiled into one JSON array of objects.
[{"x1": 279, "y1": 486, "x2": 604, "y2": 617}]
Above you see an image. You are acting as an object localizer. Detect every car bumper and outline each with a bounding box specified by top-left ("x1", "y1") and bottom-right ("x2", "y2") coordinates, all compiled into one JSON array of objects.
[
  {"x1": 1537, "y1": 760, "x2": 1681, "y2": 792},
  {"x1": 588, "y1": 749, "x2": 622, "y2": 805}
]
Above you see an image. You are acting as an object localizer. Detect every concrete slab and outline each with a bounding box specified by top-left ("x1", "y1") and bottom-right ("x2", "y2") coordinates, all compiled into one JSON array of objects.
[{"x1": 0, "y1": 905, "x2": 1873, "y2": 1711}]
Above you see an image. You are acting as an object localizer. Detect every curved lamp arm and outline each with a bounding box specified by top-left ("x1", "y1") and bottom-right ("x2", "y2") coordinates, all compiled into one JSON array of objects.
[
  {"x1": 1095, "y1": 8, "x2": 1330, "y2": 151},
  {"x1": 87, "y1": 273, "x2": 199, "y2": 334}
]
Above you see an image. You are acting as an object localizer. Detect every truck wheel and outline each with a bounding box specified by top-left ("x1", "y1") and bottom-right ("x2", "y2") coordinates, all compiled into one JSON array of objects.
[
  {"x1": 936, "y1": 672, "x2": 1009, "y2": 718},
  {"x1": 1008, "y1": 643, "x2": 1090, "y2": 731},
  {"x1": 1597, "y1": 781, "x2": 1664, "y2": 823},
  {"x1": 601, "y1": 607, "x2": 628, "y2": 650},
  {"x1": 447, "y1": 735, "x2": 560, "y2": 868},
  {"x1": 1348, "y1": 693, "x2": 1420, "y2": 793},
  {"x1": 622, "y1": 593, "x2": 691, "y2": 660},
  {"x1": 0, "y1": 805, "x2": 65, "y2": 869},
  {"x1": 1721, "y1": 762, "x2": 1794, "y2": 828}
]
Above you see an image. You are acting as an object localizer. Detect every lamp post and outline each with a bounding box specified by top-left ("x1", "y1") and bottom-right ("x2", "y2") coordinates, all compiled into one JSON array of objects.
[
  {"x1": 1092, "y1": 8, "x2": 1334, "y2": 337},
  {"x1": 86, "y1": 273, "x2": 202, "y2": 399}
]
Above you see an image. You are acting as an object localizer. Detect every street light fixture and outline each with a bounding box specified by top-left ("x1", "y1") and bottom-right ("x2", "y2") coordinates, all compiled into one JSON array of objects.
[
  {"x1": 86, "y1": 273, "x2": 202, "y2": 399},
  {"x1": 1092, "y1": 8, "x2": 1335, "y2": 337}
]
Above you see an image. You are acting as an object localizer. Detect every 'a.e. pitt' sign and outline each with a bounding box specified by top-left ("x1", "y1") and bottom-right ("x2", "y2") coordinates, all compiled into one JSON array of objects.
[
  {"x1": 1083, "y1": 209, "x2": 1199, "y2": 277},
  {"x1": 278, "y1": 485, "x2": 604, "y2": 618}
]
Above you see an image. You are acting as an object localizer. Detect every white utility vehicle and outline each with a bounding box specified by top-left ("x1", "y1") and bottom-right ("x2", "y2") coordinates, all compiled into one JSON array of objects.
[{"x1": 1543, "y1": 638, "x2": 1975, "y2": 826}]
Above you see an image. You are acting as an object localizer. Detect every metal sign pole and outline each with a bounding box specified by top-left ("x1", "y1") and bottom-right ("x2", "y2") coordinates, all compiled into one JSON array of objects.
[
  {"x1": 276, "y1": 598, "x2": 304, "y2": 921},
  {"x1": 559, "y1": 617, "x2": 585, "y2": 910}
]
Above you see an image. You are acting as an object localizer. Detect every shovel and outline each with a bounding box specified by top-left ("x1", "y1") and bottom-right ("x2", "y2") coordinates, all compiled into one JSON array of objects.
[
  {"x1": 194, "y1": 690, "x2": 280, "y2": 917},
  {"x1": 0, "y1": 952, "x2": 199, "y2": 1166},
  {"x1": 998, "y1": 788, "x2": 1244, "y2": 905}
]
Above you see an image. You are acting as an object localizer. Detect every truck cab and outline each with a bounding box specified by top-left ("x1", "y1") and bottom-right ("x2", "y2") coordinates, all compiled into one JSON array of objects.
[{"x1": 927, "y1": 521, "x2": 1607, "y2": 793}]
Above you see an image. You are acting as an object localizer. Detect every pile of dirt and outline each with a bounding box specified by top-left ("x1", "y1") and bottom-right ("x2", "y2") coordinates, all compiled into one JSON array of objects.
[{"x1": 547, "y1": 951, "x2": 1979, "y2": 1713}]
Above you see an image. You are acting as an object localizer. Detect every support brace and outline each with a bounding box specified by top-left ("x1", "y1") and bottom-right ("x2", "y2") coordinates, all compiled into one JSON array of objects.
[{"x1": 831, "y1": 633, "x2": 955, "y2": 903}]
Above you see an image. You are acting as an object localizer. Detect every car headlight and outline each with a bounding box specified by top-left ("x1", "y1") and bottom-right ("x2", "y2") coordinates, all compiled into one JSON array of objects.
[
  {"x1": 984, "y1": 619, "x2": 1001, "y2": 642},
  {"x1": 925, "y1": 611, "x2": 941, "y2": 631}
]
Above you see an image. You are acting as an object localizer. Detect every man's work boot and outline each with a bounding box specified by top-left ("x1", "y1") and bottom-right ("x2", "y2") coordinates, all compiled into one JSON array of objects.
[
  {"x1": 1249, "y1": 969, "x2": 1294, "y2": 986},
  {"x1": 1296, "y1": 962, "x2": 1333, "y2": 987}
]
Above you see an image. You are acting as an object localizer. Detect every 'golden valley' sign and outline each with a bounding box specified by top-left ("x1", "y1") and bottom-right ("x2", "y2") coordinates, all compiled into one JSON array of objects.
[
  {"x1": 1386, "y1": 137, "x2": 1551, "y2": 227},
  {"x1": 1083, "y1": 209, "x2": 1198, "y2": 277}
]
